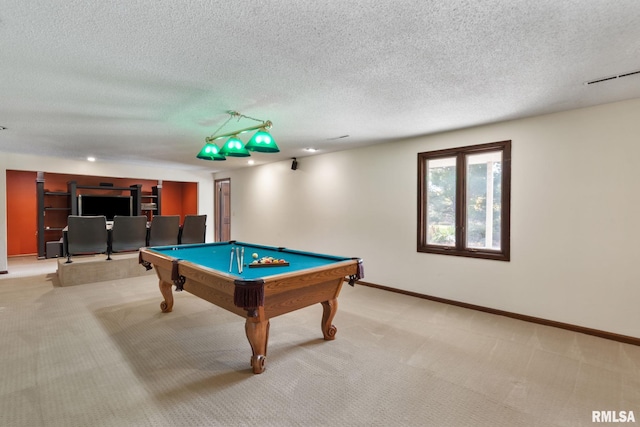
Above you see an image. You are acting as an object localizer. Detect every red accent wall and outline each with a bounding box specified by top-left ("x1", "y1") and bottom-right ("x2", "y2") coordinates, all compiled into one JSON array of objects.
[
  {"x1": 6, "y1": 171, "x2": 38, "y2": 256},
  {"x1": 183, "y1": 182, "x2": 198, "y2": 219},
  {"x1": 161, "y1": 181, "x2": 198, "y2": 223}
]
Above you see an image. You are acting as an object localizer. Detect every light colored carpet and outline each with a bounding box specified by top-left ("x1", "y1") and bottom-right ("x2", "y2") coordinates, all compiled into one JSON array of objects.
[{"x1": 1, "y1": 258, "x2": 639, "y2": 426}]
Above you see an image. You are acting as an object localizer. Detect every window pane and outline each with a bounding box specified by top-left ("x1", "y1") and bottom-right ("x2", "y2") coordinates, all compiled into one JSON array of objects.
[
  {"x1": 426, "y1": 157, "x2": 456, "y2": 246},
  {"x1": 465, "y1": 151, "x2": 502, "y2": 250}
]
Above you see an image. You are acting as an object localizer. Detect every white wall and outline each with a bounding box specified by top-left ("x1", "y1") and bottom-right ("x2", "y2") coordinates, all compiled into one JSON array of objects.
[
  {"x1": 216, "y1": 98, "x2": 640, "y2": 339},
  {"x1": 0, "y1": 153, "x2": 215, "y2": 272}
]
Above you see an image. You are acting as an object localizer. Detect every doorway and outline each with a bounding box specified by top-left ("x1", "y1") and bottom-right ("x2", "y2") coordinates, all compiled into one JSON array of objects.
[{"x1": 214, "y1": 178, "x2": 231, "y2": 241}]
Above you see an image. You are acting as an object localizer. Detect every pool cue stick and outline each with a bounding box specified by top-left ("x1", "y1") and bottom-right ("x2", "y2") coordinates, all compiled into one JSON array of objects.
[
  {"x1": 229, "y1": 247, "x2": 234, "y2": 272},
  {"x1": 240, "y1": 247, "x2": 245, "y2": 273},
  {"x1": 236, "y1": 247, "x2": 241, "y2": 272}
]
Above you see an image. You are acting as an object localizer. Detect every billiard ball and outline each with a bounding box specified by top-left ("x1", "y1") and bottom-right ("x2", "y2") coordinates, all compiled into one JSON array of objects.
[{"x1": 252, "y1": 253, "x2": 258, "y2": 259}]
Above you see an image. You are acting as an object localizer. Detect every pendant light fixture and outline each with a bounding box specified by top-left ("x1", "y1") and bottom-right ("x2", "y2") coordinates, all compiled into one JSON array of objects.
[{"x1": 197, "y1": 111, "x2": 279, "y2": 161}]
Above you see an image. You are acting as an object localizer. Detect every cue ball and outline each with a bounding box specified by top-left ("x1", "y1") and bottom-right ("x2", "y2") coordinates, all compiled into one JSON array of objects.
[{"x1": 252, "y1": 253, "x2": 258, "y2": 259}]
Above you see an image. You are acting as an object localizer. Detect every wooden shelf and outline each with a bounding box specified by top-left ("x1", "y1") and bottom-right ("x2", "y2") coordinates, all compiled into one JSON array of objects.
[{"x1": 76, "y1": 185, "x2": 134, "y2": 191}]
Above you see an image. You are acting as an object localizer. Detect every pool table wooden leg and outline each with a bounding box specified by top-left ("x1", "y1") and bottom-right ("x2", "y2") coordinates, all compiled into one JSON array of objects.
[
  {"x1": 245, "y1": 309, "x2": 270, "y2": 374},
  {"x1": 158, "y1": 280, "x2": 174, "y2": 313},
  {"x1": 321, "y1": 298, "x2": 338, "y2": 340}
]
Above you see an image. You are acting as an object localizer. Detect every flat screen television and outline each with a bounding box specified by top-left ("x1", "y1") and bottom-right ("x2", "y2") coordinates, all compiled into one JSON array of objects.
[{"x1": 78, "y1": 194, "x2": 133, "y2": 221}]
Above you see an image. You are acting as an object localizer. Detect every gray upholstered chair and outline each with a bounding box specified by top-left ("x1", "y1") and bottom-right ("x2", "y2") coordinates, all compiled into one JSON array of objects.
[
  {"x1": 110, "y1": 215, "x2": 148, "y2": 254},
  {"x1": 65, "y1": 215, "x2": 108, "y2": 263},
  {"x1": 179, "y1": 214, "x2": 207, "y2": 244},
  {"x1": 147, "y1": 215, "x2": 180, "y2": 246}
]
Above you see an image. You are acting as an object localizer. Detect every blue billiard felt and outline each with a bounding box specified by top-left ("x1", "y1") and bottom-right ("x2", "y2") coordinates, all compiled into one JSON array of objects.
[{"x1": 147, "y1": 241, "x2": 351, "y2": 280}]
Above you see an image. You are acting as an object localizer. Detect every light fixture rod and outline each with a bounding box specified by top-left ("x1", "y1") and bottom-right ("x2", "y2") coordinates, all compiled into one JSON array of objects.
[{"x1": 205, "y1": 120, "x2": 272, "y2": 142}]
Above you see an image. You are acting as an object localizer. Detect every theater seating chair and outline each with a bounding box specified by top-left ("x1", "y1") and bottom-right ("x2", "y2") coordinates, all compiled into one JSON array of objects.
[
  {"x1": 147, "y1": 215, "x2": 180, "y2": 246},
  {"x1": 110, "y1": 215, "x2": 148, "y2": 255},
  {"x1": 65, "y1": 215, "x2": 108, "y2": 263},
  {"x1": 179, "y1": 214, "x2": 207, "y2": 244}
]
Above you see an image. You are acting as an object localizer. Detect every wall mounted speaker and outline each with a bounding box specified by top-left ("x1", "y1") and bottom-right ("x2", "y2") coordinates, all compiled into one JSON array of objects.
[{"x1": 291, "y1": 158, "x2": 298, "y2": 170}]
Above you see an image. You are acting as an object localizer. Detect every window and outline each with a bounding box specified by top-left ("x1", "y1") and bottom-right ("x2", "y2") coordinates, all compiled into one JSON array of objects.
[{"x1": 417, "y1": 140, "x2": 511, "y2": 261}]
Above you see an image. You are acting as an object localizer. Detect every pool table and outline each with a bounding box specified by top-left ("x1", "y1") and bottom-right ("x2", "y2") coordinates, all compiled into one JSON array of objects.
[{"x1": 139, "y1": 241, "x2": 363, "y2": 374}]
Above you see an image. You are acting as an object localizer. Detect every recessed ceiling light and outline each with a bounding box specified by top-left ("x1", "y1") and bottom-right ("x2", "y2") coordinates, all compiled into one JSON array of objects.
[
  {"x1": 0, "y1": 126, "x2": 7, "y2": 130},
  {"x1": 248, "y1": 160, "x2": 255, "y2": 165},
  {"x1": 304, "y1": 148, "x2": 318, "y2": 152},
  {"x1": 87, "y1": 157, "x2": 96, "y2": 162}
]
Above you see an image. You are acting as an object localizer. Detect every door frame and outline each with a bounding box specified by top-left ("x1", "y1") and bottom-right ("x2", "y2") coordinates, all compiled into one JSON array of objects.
[{"x1": 214, "y1": 178, "x2": 231, "y2": 242}]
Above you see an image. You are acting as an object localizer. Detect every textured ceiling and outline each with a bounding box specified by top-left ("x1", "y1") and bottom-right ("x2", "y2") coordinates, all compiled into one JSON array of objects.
[{"x1": 1, "y1": 1, "x2": 640, "y2": 172}]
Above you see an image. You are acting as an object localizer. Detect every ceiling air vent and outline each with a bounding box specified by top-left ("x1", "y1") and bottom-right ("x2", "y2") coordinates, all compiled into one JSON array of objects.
[{"x1": 585, "y1": 69, "x2": 640, "y2": 85}]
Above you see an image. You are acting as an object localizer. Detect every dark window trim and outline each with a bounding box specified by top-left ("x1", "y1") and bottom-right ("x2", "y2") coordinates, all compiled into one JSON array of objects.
[{"x1": 417, "y1": 140, "x2": 511, "y2": 261}]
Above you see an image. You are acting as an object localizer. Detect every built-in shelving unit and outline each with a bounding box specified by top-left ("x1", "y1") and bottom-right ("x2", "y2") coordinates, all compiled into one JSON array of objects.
[
  {"x1": 36, "y1": 175, "x2": 162, "y2": 259},
  {"x1": 36, "y1": 173, "x2": 72, "y2": 258},
  {"x1": 141, "y1": 184, "x2": 162, "y2": 218}
]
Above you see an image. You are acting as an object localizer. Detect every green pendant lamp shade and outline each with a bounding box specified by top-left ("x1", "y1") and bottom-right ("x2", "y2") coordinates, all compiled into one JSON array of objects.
[
  {"x1": 245, "y1": 129, "x2": 280, "y2": 153},
  {"x1": 220, "y1": 136, "x2": 250, "y2": 157},
  {"x1": 197, "y1": 142, "x2": 226, "y2": 161},
  {"x1": 197, "y1": 112, "x2": 279, "y2": 161}
]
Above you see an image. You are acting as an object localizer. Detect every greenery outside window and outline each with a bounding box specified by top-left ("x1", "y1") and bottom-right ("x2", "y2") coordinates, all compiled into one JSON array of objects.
[{"x1": 417, "y1": 140, "x2": 511, "y2": 261}]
